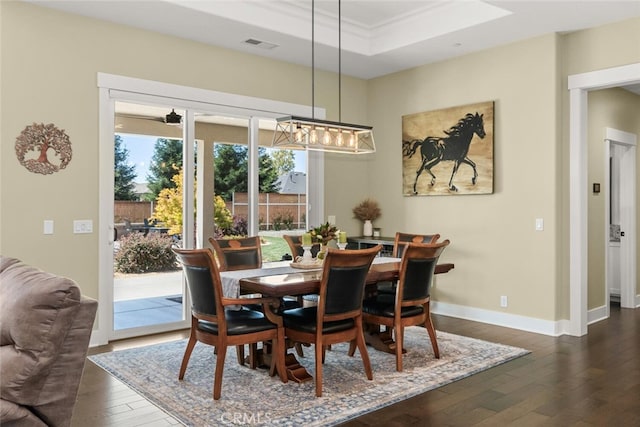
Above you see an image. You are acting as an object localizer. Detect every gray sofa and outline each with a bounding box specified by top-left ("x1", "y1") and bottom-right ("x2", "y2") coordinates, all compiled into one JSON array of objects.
[{"x1": 0, "y1": 256, "x2": 98, "y2": 426}]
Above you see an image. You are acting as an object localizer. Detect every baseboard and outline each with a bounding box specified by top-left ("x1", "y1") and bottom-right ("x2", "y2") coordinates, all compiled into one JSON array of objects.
[
  {"x1": 431, "y1": 301, "x2": 564, "y2": 336},
  {"x1": 89, "y1": 328, "x2": 108, "y2": 347},
  {"x1": 587, "y1": 304, "x2": 608, "y2": 325}
]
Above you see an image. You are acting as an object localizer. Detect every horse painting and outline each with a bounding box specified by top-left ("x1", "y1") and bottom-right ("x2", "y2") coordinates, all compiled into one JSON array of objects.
[{"x1": 403, "y1": 112, "x2": 486, "y2": 194}]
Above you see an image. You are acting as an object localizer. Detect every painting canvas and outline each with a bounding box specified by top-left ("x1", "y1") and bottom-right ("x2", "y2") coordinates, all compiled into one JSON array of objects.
[{"x1": 402, "y1": 101, "x2": 494, "y2": 196}]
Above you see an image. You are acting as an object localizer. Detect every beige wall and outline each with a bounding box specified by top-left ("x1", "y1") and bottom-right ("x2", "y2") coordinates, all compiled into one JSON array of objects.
[
  {"x1": 367, "y1": 34, "x2": 561, "y2": 320},
  {"x1": 1, "y1": 1, "x2": 639, "y2": 329},
  {"x1": 587, "y1": 88, "x2": 640, "y2": 308},
  {"x1": 0, "y1": 1, "x2": 367, "y2": 300}
]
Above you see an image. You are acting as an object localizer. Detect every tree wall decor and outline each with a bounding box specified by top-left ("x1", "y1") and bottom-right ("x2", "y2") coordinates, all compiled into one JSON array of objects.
[{"x1": 15, "y1": 122, "x2": 72, "y2": 175}]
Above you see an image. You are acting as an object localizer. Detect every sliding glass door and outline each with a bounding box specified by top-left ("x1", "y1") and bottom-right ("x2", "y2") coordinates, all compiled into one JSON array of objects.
[{"x1": 99, "y1": 73, "x2": 324, "y2": 342}]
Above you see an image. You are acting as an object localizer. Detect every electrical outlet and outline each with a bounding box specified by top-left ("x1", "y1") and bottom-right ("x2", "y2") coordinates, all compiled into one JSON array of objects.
[
  {"x1": 327, "y1": 215, "x2": 336, "y2": 225},
  {"x1": 500, "y1": 295, "x2": 508, "y2": 308}
]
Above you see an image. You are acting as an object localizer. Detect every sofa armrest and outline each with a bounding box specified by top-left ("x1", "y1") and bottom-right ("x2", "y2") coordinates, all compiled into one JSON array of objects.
[{"x1": 0, "y1": 257, "x2": 97, "y2": 427}]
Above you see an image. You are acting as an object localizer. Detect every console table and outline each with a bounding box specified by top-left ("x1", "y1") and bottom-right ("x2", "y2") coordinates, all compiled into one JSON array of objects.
[{"x1": 347, "y1": 236, "x2": 395, "y2": 256}]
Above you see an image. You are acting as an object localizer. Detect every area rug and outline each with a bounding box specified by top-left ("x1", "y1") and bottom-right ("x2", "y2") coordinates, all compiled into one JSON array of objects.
[{"x1": 89, "y1": 329, "x2": 529, "y2": 426}]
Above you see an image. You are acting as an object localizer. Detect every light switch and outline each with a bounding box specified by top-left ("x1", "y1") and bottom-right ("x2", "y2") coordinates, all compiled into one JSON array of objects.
[
  {"x1": 535, "y1": 218, "x2": 544, "y2": 231},
  {"x1": 43, "y1": 220, "x2": 54, "y2": 235},
  {"x1": 327, "y1": 215, "x2": 336, "y2": 225},
  {"x1": 73, "y1": 220, "x2": 93, "y2": 234}
]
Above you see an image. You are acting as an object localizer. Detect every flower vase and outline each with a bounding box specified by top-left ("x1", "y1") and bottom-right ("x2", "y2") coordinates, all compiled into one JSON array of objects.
[
  {"x1": 363, "y1": 220, "x2": 373, "y2": 237},
  {"x1": 317, "y1": 243, "x2": 326, "y2": 261}
]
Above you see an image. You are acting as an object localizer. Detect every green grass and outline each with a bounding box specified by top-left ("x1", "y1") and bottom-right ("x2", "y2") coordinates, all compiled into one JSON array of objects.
[{"x1": 260, "y1": 236, "x2": 293, "y2": 262}]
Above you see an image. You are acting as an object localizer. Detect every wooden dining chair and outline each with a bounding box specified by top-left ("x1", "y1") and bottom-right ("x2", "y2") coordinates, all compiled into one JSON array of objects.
[
  {"x1": 281, "y1": 244, "x2": 382, "y2": 397},
  {"x1": 376, "y1": 232, "x2": 441, "y2": 296},
  {"x1": 358, "y1": 240, "x2": 450, "y2": 372},
  {"x1": 209, "y1": 236, "x2": 265, "y2": 366},
  {"x1": 283, "y1": 234, "x2": 322, "y2": 259},
  {"x1": 209, "y1": 236, "x2": 262, "y2": 271},
  {"x1": 392, "y1": 232, "x2": 441, "y2": 258},
  {"x1": 172, "y1": 248, "x2": 287, "y2": 400}
]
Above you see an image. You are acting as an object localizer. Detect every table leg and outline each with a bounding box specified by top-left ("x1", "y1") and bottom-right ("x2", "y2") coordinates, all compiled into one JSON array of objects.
[
  {"x1": 252, "y1": 341, "x2": 314, "y2": 383},
  {"x1": 363, "y1": 325, "x2": 406, "y2": 355}
]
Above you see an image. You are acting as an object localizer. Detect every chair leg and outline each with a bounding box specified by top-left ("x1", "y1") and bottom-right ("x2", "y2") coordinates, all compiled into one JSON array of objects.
[
  {"x1": 249, "y1": 343, "x2": 258, "y2": 369},
  {"x1": 179, "y1": 334, "x2": 197, "y2": 380},
  {"x1": 355, "y1": 321, "x2": 373, "y2": 381},
  {"x1": 314, "y1": 340, "x2": 324, "y2": 397},
  {"x1": 235, "y1": 345, "x2": 245, "y2": 366},
  {"x1": 213, "y1": 343, "x2": 227, "y2": 400},
  {"x1": 294, "y1": 342, "x2": 304, "y2": 357},
  {"x1": 395, "y1": 325, "x2": 404, "y2": 372},
  {"x1": 424, "y1": 304, "x2": 440, "y2": 358},
  {"x1": 348, "y1": 339, "x2": 357, "y2": 357}
]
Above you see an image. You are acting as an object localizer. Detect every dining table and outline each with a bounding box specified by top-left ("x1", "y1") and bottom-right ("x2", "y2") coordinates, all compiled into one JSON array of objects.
[{"x1": 220, "y1": 257, "x2": 455, "y2": 382}]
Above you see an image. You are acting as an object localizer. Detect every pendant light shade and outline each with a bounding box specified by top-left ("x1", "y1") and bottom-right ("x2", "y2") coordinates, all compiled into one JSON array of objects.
[
  {"x1": 272, "y1": 0, "x2": 375, "y2": 154},
  {"x1": 272, "y1": 116, "x2": 375, "y2": 154}
]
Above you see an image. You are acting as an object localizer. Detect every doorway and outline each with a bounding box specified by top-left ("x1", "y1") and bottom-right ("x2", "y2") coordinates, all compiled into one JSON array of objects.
[
  {"x1": 605, "y1": 129, "x2": 637, "y2": 310},
  {"x1": 569, "y1": 62, "x2": 640, "y2": 336}
]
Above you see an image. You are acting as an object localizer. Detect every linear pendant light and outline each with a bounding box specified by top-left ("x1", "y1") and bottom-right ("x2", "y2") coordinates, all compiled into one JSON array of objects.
[{"x1": 272, "y1": 0, "x2": 375, "y2": 154}]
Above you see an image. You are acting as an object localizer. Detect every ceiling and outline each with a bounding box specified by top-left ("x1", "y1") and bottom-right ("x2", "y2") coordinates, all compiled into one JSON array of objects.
[
  {"x1": 27, "y1": 0, "x2": 640, "y2": 109},
  {"x1": 27, "y1": 0, "x2": 640, "y2": 78}
]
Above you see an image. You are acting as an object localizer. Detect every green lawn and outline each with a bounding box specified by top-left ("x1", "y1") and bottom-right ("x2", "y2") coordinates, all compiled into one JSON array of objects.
[{"x1": 260, "y1": 236, "x2": 293, "y2": 262}]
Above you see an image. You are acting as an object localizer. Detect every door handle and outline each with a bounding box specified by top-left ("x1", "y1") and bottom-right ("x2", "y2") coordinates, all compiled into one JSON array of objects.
[{"x1": 621, "y1": 231, "x2": 625, "y2": 237}]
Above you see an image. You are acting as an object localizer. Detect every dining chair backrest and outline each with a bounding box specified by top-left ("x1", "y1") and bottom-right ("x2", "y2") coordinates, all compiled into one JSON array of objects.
[
  {"x1": 283, "y1": 234, "x2": 321, "y2": 258},
  {"x1": 173, "y1": 248, "x2": 223, "y2": 319},
  {"x1": 398, "y1": 241, "x2": 450, "y2": 303},
  {"x1": 318, "y1": 245, "x2": 382, "y2": 319},
  {"x1": 393, "y1": 232, "x2": 441, "y2": 258},
  {"x1": 209, "y1": 236, "x2": 262, "y2": 271}
]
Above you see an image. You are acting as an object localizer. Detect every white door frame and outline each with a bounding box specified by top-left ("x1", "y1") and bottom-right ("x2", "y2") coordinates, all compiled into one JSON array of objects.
[
  {"x1": 605, "y1": 128, "x2": 637, "y2": 309},
  {"x1": 95, "y1": 73, "x2": 324, "y2": 344},
  {"x1": 568, "y1": 63, "x2": 640, "y2": 336}
]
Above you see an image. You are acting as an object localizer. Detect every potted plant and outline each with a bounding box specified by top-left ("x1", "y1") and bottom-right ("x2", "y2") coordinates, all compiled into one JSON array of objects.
[{"x1": 352, "y1": 198, "x2": 381, "y2": 237}]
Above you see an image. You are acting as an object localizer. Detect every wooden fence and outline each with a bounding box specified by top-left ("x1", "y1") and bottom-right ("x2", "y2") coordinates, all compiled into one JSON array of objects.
[
  {"x1": 114, "y1": 201, "x2": 154, "y2": 223},
  {"x1": 115, "y1": 193, "x2": 306, "y2": 231},
  {"x1": 227, "y1": 193, "x2": 306, "y2": 230}
]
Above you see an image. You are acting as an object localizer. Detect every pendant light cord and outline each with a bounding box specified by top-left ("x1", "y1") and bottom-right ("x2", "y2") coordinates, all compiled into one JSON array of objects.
[
  {"x1": 338, "y1": 0, "x2": 342, "y2": 122},
  {"x1": 311, "y1": 0, "x2": 315, "y2": 120}
]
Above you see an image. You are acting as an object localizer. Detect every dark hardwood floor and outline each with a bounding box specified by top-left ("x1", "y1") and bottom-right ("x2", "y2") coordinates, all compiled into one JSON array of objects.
[{"x1": 73, "y1": 304, "x2": 640, "y2": 426}]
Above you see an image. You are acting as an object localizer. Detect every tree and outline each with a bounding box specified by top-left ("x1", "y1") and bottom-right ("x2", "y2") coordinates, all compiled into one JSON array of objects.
[
  {"x1": 146, "y1": 138, "x2": 183, "y2": 200},
  {"x1": 114, "y1": 135, "x2": 138, "y2": 200},
  {"x1": 213, "y1": 144, "x2": 280, "y2": 199},
  {"x1": 151, "y1": 166, "x2": 184, "y2": 236},
  {"x1": 258, "y1": 147, "x2": 279, "y2": 193},
  {"x1": 151, "y1": 167, "x2": 235, "y2": 236},
  {"x1": 271, "y1": 149, "x2": 296, "y2": 175},
  {"x1": 214, "y1": 144, "x2": 248, "y2": 200}
]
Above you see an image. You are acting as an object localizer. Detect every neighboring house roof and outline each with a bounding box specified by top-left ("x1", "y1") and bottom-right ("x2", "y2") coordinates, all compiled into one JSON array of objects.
[
  {"x1": 277, "y1": 171, "x2": 306, "y2": 194},
  {"x1": 134, "y1": 182, "x2": 150, "y2": 197}
]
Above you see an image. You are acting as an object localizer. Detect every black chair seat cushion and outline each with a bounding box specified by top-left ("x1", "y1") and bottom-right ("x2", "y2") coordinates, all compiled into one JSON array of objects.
[
  {"x1": 362, "y1": 294, "x2": 424, "y2": 318},
  {"x1": 198, "y1": 308, "x2": 277, "y2": 335},
  {"x1": 282, "y1": 307, "x2": 354, "y2": 334},
  {"x1": 376, "y1": 281, "x2": 396, "y2": 295}
]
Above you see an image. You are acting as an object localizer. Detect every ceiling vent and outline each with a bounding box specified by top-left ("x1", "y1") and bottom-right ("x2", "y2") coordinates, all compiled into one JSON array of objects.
[{"x1": 244, "y1": 38, "x2": 279, "y2": 50}]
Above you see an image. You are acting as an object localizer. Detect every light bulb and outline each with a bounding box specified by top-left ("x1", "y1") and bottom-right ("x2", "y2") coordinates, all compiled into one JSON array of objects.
[
  {"x1": 336, "y1": 131, "x2": 344, "y2": 146},
  {"x1": 310, "y1": 127, "x2": 318, "y2": 144},
  {"x1": 294, "y1": 124, "x2": 303, "y2": 143},
  {"x1": 323, "y1": 127, "x2": 331, "y2": 145},
  {"x1": 349, "y1": 131, "x2": 356, "y2": 147}
]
